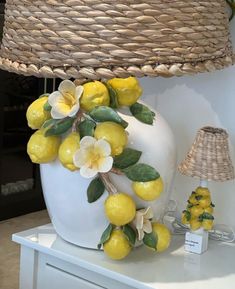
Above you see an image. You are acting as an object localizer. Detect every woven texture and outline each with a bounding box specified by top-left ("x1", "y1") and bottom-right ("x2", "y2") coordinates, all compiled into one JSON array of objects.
[
  {"x1": 0, "y1": 0, "x2": 234, "y2": 79},
  {"x1": 179, "y1": 127, "x2": 235, "y2": 182}
]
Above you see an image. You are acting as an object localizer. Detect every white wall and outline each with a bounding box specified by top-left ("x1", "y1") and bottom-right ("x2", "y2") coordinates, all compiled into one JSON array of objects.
[{"x1": 139, "y1": 21, "x2": 235, "y2": 229}]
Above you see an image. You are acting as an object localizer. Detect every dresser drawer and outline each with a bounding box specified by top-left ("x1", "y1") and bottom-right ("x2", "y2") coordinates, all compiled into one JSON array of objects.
[
  {"x1": 37, "y1": 253, "x2": 135, "y2": 289},
  {"x1": 41, "y1": 262, "x2": 105, "y2": 289}
]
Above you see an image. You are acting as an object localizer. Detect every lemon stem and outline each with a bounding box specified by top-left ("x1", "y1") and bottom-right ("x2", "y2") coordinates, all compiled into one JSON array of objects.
[
  {"x1": 72, "y1": 109, "x2": 85, "y2": 132},
  {"x1": 99, "y1": 173, "x2": 117, "y2": 195},
  {"x1": 110, "y1": 167, "x2": 124, "y2": 175},
  {"x1": 73, "y1": 79, "x2": 88, "y2": 86}
]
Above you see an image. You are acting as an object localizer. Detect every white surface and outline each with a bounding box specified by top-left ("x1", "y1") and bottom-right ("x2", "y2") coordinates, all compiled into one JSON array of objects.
[
  {"x1": 13, "y1": 224, "x2": 235, "y2": 289},
  {"x1": 139, "y1": 20, "x2": 235, "y2": 230},
  {"x1": 19, "y1": 247, "x2": 37, "y2": 289},
  {"x1": 40, "y1": 106, "x2": 176, "y2": 249}
]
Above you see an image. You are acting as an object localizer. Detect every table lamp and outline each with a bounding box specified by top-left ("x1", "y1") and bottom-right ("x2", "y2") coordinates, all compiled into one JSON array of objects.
[
  {"x1": 0, "y1": 1, "x2": 234, "y2": 260},
  {"x1": 178, "y1": 126, "x2": 235, "y2": 254}
]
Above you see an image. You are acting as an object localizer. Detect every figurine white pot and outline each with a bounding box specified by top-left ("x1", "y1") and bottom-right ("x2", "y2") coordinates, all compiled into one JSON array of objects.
[{"x1": 40, "y1": 104, "x2": 176, "y2": 249}]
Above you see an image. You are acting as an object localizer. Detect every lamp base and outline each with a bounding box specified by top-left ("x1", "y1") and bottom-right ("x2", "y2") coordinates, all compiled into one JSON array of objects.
[{"x1": 40, "y1": 105, "x2": 176, "y2": 249}]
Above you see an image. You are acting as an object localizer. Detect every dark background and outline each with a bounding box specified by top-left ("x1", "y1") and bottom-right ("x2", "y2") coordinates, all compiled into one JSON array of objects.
[{"x1": 0, "y1": 0, "x2": 47, "y2": 220}]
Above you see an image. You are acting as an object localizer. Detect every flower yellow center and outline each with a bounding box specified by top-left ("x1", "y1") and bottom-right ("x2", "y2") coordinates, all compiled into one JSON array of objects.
[
  {"x1": 56, "y1": 92, "x2": 77, "y2": 114},
  {"x1": 86, "y1": 147, "x2": 105, "y2": 170},
  {"x1": 63, "y1": 92, "x2": 77, "y2": 107}
]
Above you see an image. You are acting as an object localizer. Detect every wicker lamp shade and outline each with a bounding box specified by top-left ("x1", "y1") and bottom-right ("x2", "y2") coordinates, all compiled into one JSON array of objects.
[
  {"x1": 0, "y1": 0, "x2": 234, "y2": 79},
  {"x1": 178, "y1": 127, "x2": 235, "y2": 182}
]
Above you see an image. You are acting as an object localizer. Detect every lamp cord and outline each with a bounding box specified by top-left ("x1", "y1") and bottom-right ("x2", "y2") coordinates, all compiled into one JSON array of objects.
[{"x1": 163, "y1": 200, "x2": 235, "y2": 243}]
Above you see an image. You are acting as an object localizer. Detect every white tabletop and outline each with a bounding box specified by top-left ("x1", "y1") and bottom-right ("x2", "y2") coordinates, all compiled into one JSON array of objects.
[{"x1": 12, "y1": 224, "x2": 235, "y2": 289}]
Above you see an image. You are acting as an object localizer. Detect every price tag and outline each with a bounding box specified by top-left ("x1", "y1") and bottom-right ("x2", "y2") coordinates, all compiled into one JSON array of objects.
[{"x1": 185, "y1": 230, "x2": 208, "y2": 254}]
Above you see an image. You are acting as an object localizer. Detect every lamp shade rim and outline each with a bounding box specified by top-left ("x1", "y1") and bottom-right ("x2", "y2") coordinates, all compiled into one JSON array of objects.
[
  {"x1": 0, "y1": 0, "x2": 234, "y2": 79},
  {"x1": 0, "y1": 54, "x2": 234, "y2": 79},
  {"x1": 178, "y1": 166, "x2": 235, "y2": 182}
]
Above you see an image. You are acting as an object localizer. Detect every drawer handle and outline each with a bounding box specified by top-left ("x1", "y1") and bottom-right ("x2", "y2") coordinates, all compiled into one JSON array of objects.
[{"x1": 46, "y1": 263, "x2": 107, "y2": 289}]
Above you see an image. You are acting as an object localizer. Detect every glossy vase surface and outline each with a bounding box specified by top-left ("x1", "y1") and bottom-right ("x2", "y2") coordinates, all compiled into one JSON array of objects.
[{"x1": 40, "y1": 104, "x2": 176, "y2": 249}]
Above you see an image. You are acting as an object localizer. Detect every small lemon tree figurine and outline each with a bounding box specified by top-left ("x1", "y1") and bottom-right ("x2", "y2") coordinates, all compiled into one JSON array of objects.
[
  {"x1": 26, "y1": 77, "x2": 171, "y2": 260},
  {"x1": 182, "y1": 186, "x2": 215, "y2": 231}
]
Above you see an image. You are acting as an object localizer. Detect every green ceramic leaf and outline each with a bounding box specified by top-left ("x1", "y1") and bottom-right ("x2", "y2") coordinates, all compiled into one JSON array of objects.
[
  {"x1": 123, "y1": 224, "x2": 137, "y2": 246},
  {"x1": 143, "y1": 231, "x2": 157, "y2": 250},
  {"x1": 43, "y1": 101, "x2": 52, "y2": 111},
  {"x1": 113, "y1": 148, "x2": 142, "y2": 169},
  {"x1": 130, "y1": 102, "x2": 155, "y2": 125},
  {"x1": 89, "y1": 106, "x2": 128, "y2": 128},
  {"x1": 183, "y1": 210, "x2": 191, "y2": 221},
  {"x1": 78, "y1": 119, "x2": 96, "y2": 138},
  {"x1": 123, "y1": 163, "x2": 160, "y2": 182},
  {"x1": 97, "y1": 224, "x2": 114, "y2": 250},
  {"x1": 199, "y1": 212, "x2": 214, "y2": 221},
  {"x1": 42, "y1": 119, "x2": 57, "y2": 129},
  {"x1": 106, "y1": 83, "x2": 119, "y2": 109},
  {"x1": 87, "y1": 177, "x2": 105, "y2": 203},
  {"x1": 45, "y1": 117, "x2": 75, "y2": 137}
]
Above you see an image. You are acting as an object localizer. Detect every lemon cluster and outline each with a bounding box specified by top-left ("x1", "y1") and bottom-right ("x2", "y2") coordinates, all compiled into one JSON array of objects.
[
  {"x1": 102, "y1": 192, "x2": 171, "y2": 260},
  {"x1": 182, "y1": 187, "x2": 214, "y2": 231},
  {"x1": 27, "y1": 121, "x2": 127, "y2": 168},
  {"x1": 80, "y1": 77, "x2": 142, "y2": 111},
  {"x1": 103, "y1": 222, "x2": 171, "y2": 260},
  {"x1": 26, "y1": 77, "x2": 140, "y2": 165},
  {"x1": 103, "y1": 193, "x2": 136, "y2": 260},
  {"x1": 26, "y1": 94, "x2": 60, "y2": 164}
]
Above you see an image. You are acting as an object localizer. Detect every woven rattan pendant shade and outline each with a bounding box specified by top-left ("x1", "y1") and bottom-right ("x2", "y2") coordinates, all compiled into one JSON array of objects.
[
  {"x1": 0, "y1": 0, "x2": 234, "y2": 79},
  {"x1": 178, "y1": 127, "x2": 235, "y2": 182}
]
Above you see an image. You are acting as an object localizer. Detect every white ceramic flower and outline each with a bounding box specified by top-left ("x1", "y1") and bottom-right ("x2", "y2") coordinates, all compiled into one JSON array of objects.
[
  {"x1": 48, "y1": 80, "x2": 83, "y2": 119},
  {"x1": 132, "y1": 207, "x2": 153, "y2": 241},
  {"x1": 73, "y1": 136, "x2": 113, "y2": 178}
]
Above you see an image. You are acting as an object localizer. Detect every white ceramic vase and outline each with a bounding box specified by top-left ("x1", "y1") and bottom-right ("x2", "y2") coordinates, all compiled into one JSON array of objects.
[{"x1": 40, "y1": 104, "x2": 176, "y2": 249}]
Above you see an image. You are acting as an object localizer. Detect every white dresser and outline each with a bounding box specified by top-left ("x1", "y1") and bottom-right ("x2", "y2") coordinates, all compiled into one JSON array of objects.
[{"x1": 12, "y1": 224, "x2": 235, "y2": 289}]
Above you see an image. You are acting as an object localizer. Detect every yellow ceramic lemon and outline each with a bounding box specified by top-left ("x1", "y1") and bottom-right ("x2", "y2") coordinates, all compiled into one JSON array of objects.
[
  {"x1": 105, "y1": 193, "x2": 136, "y2": 226},
  {"x1": 94, "y1": 122, "x2": 127, "y2": 156},
  {"x1": 151, "y1": 223, "x2": 171, "y2": 252},
  {"x1": 190, "y1": 205, "x2": 204, "y2": 218},
  {"x1": 27, "y1": 129, "x2": 60, "y2": 163},
  {"x1": 198, "y1": 196, "x2": 211, "y2": 208},
  {"x1": 204, "y1": 206, "x2": 214, "y2": 214},
  {"x1": 195, "y1": 186, "x2": 211, "y2": 197},
  {"x1": 103, "y1": 229, "x2": 131, "y2": 260},
  {"x1": 132, "y1": 177, "x2": 164, "y2": 201},
  {"x1": 80, "y1": 81, "x2": 110, "y2": 111},
  {"x1": 202, "y1": 219, "x2": 214, "y2": 231},
  {"x1": 58, "y1": 132, "x2": 80, "y2": 171},
  {"x1": 181, "y1": 212, "x2": 190, "y2": 225},
  {"x1": 107, "y1": 77, "x2": 142, "y2": 106},
  {"x1": 189, "y1": 218, "x2": 202, "y2": 231},
  {"x1": 26, "y1": 96, "x2": 51, "y2": 129},
  {"x1": 188, "y1": 193, "x2": 199, "y2": 205}
]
